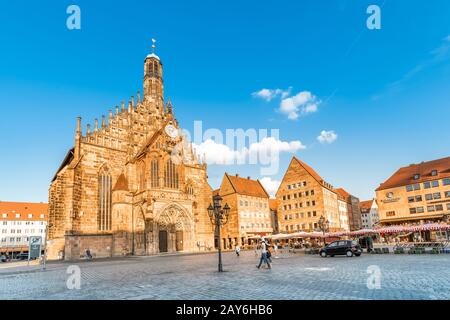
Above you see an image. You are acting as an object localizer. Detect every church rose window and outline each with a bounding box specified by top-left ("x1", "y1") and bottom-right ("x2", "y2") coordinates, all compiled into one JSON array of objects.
[{"x1": 98, "y1": 167, "x2": 112, "y2": 231}]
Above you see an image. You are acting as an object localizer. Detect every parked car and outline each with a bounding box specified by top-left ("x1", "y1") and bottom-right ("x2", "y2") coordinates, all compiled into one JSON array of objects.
[
  {"x1": 319, "y1": 240, "x2": 362, "y2": 257},
  {"x1": 16, "y1": 253, "x2": 33, "y2": 261},
  {"x1": 1, "y1": 254, "x2": 9, "y2": 262}
]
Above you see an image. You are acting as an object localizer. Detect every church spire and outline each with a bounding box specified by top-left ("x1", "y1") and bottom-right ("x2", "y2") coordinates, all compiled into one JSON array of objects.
[
  {"x1": 143, "y1": 38, "x2": 164, "y2": 111},
  {"x1": 165, "y1": 97, "x2": 173, "y2": 115}
]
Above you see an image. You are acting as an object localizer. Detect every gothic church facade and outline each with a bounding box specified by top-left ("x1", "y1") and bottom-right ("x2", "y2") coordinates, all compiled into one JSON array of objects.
[{"x1": 47, "y1": 46, "x2": 215, "y2": 260}]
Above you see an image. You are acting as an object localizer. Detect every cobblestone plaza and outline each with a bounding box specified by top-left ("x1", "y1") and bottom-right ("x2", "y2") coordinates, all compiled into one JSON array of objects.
[{"x1": 0, "y1": 251, "x2": 449, "y2": 300}]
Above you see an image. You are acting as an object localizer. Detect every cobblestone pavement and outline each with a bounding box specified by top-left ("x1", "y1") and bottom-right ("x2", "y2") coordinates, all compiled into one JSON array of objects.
[{"x1": 0, "y1": 251, "x2": 449, "y2": 300}]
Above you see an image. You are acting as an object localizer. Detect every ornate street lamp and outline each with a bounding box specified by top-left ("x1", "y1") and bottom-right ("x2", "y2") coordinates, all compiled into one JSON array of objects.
[
  {"x1": 318, "y1": 215, "x2": 329, "y2": 245},
  {"x1": 207, "y1": 194, "x2": 230, "y2": 272}
]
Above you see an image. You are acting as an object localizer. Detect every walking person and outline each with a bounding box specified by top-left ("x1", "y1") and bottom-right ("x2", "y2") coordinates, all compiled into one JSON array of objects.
[
  {"x1": 256, "y1": 239, "x2": 271, "y2": 270},
  {"x1": 235, "y1": 245, "x2": 241, "y2": 257}
]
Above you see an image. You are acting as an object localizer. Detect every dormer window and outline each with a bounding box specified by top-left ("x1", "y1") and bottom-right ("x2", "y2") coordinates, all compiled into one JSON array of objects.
[
  {"x1": 431, "y1": 170, "x2": 438, "y2": 176},
  {"x1": 413, "y1": 174, "x2": 420, "y2": 180}
]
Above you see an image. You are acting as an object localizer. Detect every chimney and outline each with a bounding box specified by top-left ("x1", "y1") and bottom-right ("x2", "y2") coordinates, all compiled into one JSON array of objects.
[
  {"x1": 121, "y1": 101, "x2": 125, "y2": 113},
  {"x1": 235, "y1": 174, "x2": 239, "y2": 177},
  {"x1": 102, "y1": 115, "x2": 106, "y2": 128},
  {"x1": 94, "y1": 118, "x2": 98, "y2": 132},
  {"x1": 247, "y1": 176, "x2": 251, "y2": 180},
  {"x1": 115, "y1": 105, "x2": 119, "y2": 115},
  {"x1": 131, "y1": 96, "x2": 135, "y2": 107},
  {"x1": 137, "y1": 91, "x2": 141, "y2": 104},
  {"x1": 86, "y1": 124, "x2": 91, "y2": 134}
]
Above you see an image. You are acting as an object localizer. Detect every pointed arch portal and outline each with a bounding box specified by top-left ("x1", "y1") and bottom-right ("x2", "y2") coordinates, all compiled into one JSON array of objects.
[{"x1": 154, "y1": 204, "x2": 194, "y2": 253}]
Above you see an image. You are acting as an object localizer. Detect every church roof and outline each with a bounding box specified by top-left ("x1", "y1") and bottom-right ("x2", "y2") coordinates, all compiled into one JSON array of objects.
[
  {"x1": 113, "y1": 173, "x2": 129, "y2": 191},
  {"x1": 225, "y1": 173, "x2": 269, "y2": 199},
  {"x1": 51, "y1": 148, "x2": 74, "y2": 182},
  {"x1": 146, "y1": 53, "x2": 160, "y2": 60}
]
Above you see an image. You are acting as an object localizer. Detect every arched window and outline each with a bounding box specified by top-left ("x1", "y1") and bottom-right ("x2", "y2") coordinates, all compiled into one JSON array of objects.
[
  {"x1": 164, "y1": 159, "x2": 179, "y2": 189},
  {"x1": 98, "y1": 166, "x2": 112, "y2": 231},
  {"x1": 151, "y1": 159, "x2": 159, "y2": 188},
  {"x1": 185, "y1": 182, "x2": 194, "y2": 195}
]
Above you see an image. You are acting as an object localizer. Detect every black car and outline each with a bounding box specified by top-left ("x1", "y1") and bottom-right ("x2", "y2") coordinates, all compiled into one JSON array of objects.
[
  {"x1": 16, "y1": 253, "x2": 33, "y2": 261},
  {"x1": 319, "y1": 240, "x2": 362, "y2": 257}
]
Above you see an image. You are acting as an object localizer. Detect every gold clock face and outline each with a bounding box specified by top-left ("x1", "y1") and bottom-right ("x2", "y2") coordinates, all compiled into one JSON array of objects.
[{"x1": 164, "y1": 124, "x2": 178, "y2": 139}]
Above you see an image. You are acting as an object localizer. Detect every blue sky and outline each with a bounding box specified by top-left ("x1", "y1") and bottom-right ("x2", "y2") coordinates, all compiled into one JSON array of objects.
[{"x1": 0, "y1": 0, "x2": 449, "y2": 202}]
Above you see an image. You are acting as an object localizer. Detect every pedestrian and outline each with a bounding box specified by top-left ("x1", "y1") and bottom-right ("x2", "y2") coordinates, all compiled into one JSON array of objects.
[
  {"x1": 266, "y1": 247, "x2": 272, "y2": 263},
  {"x1": 235, "y1": 245, "x2": 241, "y2": 257},
  {"x1": 256, "y1": 239, "x2": 271, "y2": 270},
  {"x1": 85, "y1": 248, "x2": 92, "y2": 260},
  {"x1": 273, "y1": 243, "x2": 278, "y2": 258}
]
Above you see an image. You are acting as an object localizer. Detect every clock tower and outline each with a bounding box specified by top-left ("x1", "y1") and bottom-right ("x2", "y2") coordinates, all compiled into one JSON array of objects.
[{"x1": 144, "y1": 39, "x2": 164, "y2": 116}]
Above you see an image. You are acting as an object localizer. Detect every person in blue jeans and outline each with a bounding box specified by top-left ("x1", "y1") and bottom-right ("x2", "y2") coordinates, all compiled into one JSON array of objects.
[{"x1": 256, "y1": 239, "x2": 271, "y2": 269}]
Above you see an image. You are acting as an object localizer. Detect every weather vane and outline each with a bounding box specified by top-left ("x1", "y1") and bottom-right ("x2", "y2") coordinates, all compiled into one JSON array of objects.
[{"x1": 152, "y1": 38, "x2": 156, "y2": 54}]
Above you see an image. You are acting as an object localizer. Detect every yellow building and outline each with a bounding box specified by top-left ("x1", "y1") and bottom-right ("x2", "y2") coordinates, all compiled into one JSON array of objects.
[
  {"x1": 376, "y1": 156, "x2": 450, "y2": 228},
  {"x1": 276, "y1": 157, "x2": 354, "y2": 233},
  {"x1": 215, "y1": 173, "x2": 272, "y2": 249}
]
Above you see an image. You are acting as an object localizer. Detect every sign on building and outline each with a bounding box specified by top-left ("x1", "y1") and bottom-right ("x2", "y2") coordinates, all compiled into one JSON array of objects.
[{"x1": 29, "y1": 236, "x2": 42, "y2": 260}]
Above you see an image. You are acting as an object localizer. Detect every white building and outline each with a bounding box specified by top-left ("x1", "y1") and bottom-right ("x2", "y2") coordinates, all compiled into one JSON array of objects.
[
  {"x1": 360, "y1": 199, "x2": 379, "y2": 229},
  {"x1": 0, "y1": 202, "x2": 48, "y2": 254},
  {"x1": 337, "y1": 198, "x2": 350, "y2": 231}
]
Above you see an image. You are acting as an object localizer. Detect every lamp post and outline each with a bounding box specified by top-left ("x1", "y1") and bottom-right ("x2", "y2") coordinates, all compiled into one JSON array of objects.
[
  {"x1": 207, "y1": 194, "x2": 230, "y2": 272},
  {"x1": 42, "y1": 222, "x2": 53, "y2": 270},
  {"x1": 318, "y1": 215, "x2": 329, "y2": 245}
]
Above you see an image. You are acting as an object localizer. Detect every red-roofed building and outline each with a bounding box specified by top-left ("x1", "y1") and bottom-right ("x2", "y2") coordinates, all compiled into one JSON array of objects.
[
  {"x1": 359, "y1": 199, "x2": 379, "y2": 229},
  {"x1": 275, "y1": 157, "x2": 355, "y2": 233},
  {"x1": 376, "y1": 157, "x2": 450, "y2": 231},
  {"x1": 0, "y1": 201, "x2": 48, "y2": 255},
  {"x1": 215, "y1": 173, "x2": 272, "y2": 249}
]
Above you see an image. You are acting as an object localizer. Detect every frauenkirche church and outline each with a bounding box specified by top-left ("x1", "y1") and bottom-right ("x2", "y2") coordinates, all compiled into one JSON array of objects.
[{"x1": 47, "y1": 41, "x2": 215, "y2": 260}]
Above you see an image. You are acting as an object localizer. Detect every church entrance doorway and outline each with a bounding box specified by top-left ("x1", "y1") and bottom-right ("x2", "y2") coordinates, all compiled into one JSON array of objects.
[
  {"x1": 159, "y1": 230, "x2": 168, "y2": 253},
  {"x1": 176, "y1": 230, "x2": 183, "y2": 251}
]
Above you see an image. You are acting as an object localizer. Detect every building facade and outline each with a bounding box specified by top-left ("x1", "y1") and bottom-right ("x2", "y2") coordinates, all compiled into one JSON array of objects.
[
  {"x1": 276, "y1": 157, "x2": 351, "y2": 233},
  {"x1": 269, "y1": 199, "x2": 280, "y2": 234},
  {"x1": 0, "y1": 202, "x2": 48, "y2": 255},
  {"x1": 335, "y1": 188, "x2": 362, "y2": 231},
  {"x1": 360, "y1": 199, "x2": 379, "y2": 229},
  {"x1": 376, "y1": 157, "x2": 450, "y2": 228},
  {"x1": 337, "y1": 197, "x2": 350, "y2": 231},
  {"x1": 215, "y1": 174, "x2": 272, "y2": 249},
  {"x1": 47, "y1": 45, "x2": 215, "y2": 260}
]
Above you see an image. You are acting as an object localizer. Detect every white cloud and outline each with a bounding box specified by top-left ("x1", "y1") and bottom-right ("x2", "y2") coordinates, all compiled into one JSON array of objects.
[
  {"x1": 252, "y1": 87, "x2": 291, "y2": 102},
  {"x1": 259, "y1": 177, "x2": 281, "y2": 198},
  {"x1": 247, "y1": 137, "x2": 306, "y2": 155},
  {"x1": 317, "y1": 130, "x2": 338, "y2": 144},
  {"x1": 279, "y1": 91, "x2": 321, "y2": 120},
  {"x1": 193, "y1": 137, "x2": 305, "y2": 165}
]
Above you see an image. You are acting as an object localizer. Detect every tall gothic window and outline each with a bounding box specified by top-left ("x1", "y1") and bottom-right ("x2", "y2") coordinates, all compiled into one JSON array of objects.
[
  {"x1": 98, "y1": 166, "x2": 112, "y2": 231},
  {"x1": 164, "y1": 159, "x2": 179, "y2": 189},
  {"x1": 138, "y1": 161, "x2": 146, "y2": 191},
  {"x1": 151, "y1": 159, "x2": 159, "y2": 188}
]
